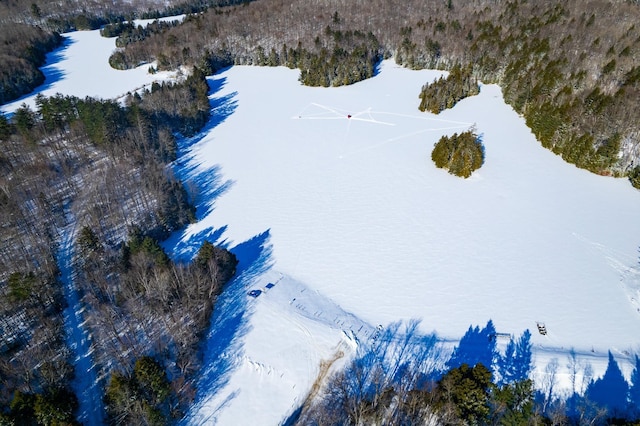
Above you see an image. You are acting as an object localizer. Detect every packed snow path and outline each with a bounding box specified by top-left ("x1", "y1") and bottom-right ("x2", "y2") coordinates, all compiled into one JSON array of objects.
[{"x1": 60, "y1": 224, "x2": 103, "y2": 425}]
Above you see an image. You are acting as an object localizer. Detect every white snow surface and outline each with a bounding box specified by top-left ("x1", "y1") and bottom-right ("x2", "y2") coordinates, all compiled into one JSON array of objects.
[
  {"x1": 175, "y1": 63, "x2": 640, "y2": 423},
  {"x1": 3, "y1": 27, "x2": 640, "y2": 425}
]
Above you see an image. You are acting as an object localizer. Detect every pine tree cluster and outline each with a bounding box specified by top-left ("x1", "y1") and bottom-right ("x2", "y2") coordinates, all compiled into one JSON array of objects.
[
  {"x1": 418, "y1": 64, "x2": 479, "y2": 113},
  {"x1": 248, "y1": 26, "x2": 381, "y2": 87},
  {"x1": 431, "y1": 130, "x2": 484, "y2": 178}
]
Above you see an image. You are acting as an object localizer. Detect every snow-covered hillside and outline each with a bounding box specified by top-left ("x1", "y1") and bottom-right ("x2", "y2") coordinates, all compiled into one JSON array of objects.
[{"x1": 3, "y1": 26, "x2": 639, "y2": 425}]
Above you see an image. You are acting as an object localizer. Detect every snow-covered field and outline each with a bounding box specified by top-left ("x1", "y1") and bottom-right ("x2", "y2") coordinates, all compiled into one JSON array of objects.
[
  {"x1": 3, "y1": 25, "x2": 640, "y2": 425},
  {"x1": 173, "y1": 63, "x2": 640, "y2": 424}
]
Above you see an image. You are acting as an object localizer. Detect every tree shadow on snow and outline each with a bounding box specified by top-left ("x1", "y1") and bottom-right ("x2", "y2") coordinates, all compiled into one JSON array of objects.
[
  {"x1": 38, "y1": 37, "x2": 71, "y2": 91},
  {"x1": 183, "y1": 162, "x2": 235, "y2": 222},
  {"x1": 1, "y1": 37, "x2": 69, "y2": 114},
  {"x1": 164, "y1": 224, "x2": 230, "y2": 263},
  {"x1": 286, "y1": 320, "x2": 446, "y2": 425},
  {"x1": 166, "y1": 76, "x2": 240, "y2": 260},
  {"x1": 168, "y1": 75, "x2": 238, "y2": 247},
  {"x1": 372, "y1": 59, "x2": 383, "y2": 77},
  {"x1": 182, "y1": 230, "x2": 274, "y2": 425},
  {"x1": 576, "y1": 351, "x2": 634, "y2": 421},
  {"x1": 175, "y1": 74, "x2": 238, "y2": 156},
  {"x1": 163, "y1": 161, "x2": 234, "y2": 262}
]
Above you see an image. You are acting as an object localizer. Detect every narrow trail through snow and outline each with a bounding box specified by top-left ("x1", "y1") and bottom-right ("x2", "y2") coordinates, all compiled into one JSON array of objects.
[{"x1": 59, "y1": 223, "x2": 103, "y2": 425}]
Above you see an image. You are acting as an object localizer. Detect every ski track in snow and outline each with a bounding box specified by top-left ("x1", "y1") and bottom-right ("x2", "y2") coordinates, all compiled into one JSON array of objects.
[
  {"x1": 573, "y1": 232, "x2": 640, "y2": 318},
  {"x1": 60, "y1": 223, "x2": 103, "y2": 425},
  {"x1": 257, "y1": 274, "x2": 378, "y2": 344}
]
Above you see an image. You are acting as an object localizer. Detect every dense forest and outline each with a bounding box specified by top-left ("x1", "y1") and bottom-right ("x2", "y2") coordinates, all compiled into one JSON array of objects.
[
  {"x1": 0, "y1": 0, "x2": 253, "y2": 104},
  {"x1": 419, "y1": 64, "x2": 479, "y2": 114},
  {"x1": 2, "y1": 0, "x2": 640, "y2": 424},
  {"x1": 0, "y1": 64, "x2": 237, "y2": 423}
]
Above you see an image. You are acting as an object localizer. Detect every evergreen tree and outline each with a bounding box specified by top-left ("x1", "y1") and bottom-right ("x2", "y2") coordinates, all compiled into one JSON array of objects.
[
  {"x1": 195, "y1": 240, "x2": 217, "y2": 269},
  {"x1": 128, "y1": 234, "x2": 170, "y2": 268},
  {"x1": 9, "y1": 391, "x2": 36, "y2": 422},
  {"x1": 436, "y1": 363, "x2": 493, "y2": 424},
  {"x1": 6, "y1": 388, "x2": 77, "y2": 425},
  {"x1": 431, "y1": 130, "x2": 485, "y2": 178},
  {"x1": 629, "y1": 166, "x2": 640, "y2": 190},
  {"x1": 105, "y1": 357, "x2": 171, "y2": 424},
  {"x1": 0, "y1": 112, "x2": 11, "y2": 141},
  {"x1": 13, "y1": 104, "x2": 36, "y2": 138},
  {"x1": 33, "y1": 388, "x2": 78, "y2": 426},
  {"x1": 491, "y1": 379, "x2": 535, "y2": 424},
  {"x1": 134, "y1": 356, "x2": 171, "y2": 406},
  {"x1": 419, "y1": 64, "x2": 479, "y2": 113},
  {"x1": 77, "y1": 225, "x2": 102, "y2": 256}
]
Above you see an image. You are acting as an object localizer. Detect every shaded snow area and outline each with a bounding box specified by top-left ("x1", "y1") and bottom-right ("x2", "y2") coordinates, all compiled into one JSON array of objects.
[
  {"x1": 167, "y1": 62, "x2": 640, "y2": 423},
  {"x1": 59, "y1": 225, "x2": 103, "y2": 426}
]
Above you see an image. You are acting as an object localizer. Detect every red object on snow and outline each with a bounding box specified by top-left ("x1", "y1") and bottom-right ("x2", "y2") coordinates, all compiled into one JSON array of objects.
[{"x1": 347, "y1": 114, "x2": 352, "y2": 118}]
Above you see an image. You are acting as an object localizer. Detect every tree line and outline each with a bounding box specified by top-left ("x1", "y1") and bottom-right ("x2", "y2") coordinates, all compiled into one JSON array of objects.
[
  {"x1": 0, "y1": 24, "x2": 62, "y2": 105},
  {"x1": 0, "y1": 0, "x2": 255, "y2": 103},
  {"x1": 419, "y1": 64, "x2": 479, "y2": 114},
  {"x1": 4, "y1": 0, "x2": 640, "y2": 182}
]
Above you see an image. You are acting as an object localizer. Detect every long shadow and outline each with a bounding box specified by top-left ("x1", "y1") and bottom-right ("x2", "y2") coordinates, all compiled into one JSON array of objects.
[
  {"x1": 175, "y1": 72, "x2": 238, "y2": 156},
  {"x1": 372, "y1": 58, "x2": 383, "y2": 77},
  {"x1": 37, "y1": 36, "x2": 71, "y2": 91},
  {"x1": 165, "y1": 72, "x2": 240, "y2": 260},
  {"x1": 581, "y1": 351, "x2": 632, "y2": 420},
  {"x1": 286, "y1": 319, "x2": 444, "y2": 425},
  {"x1": 163, "y1": 67, "x2": 276, "y2": 423},
  {"x1": 164, "y1": 224, "x2": 230, "y2": 263},
  {"x1": 446, "y1": 320, "x2": 497, "y2": 373},
  {"x1": 176, "y1": 91, "x2": 238, "y2": 155},
  {"x1": 182, "y1": 230, "x2": 274, "y2": 425},
  {"x1": 174, "y1": 159, "x2": 235, "y2": 222},
  {"x1": 0, "y1": 36, "x2": 70, "y2": 112},
  {"x1": 163, "y1": 162, "x2": 234, "y2": 262}
]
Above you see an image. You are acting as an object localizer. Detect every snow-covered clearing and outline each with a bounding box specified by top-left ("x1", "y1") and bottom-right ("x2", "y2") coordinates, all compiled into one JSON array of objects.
[
  {"x1": 2, "y1": 24, "x2": 640, "y2": 425},
  {"x1": 171, "y1": 63, "x2": 640, "y2": 423}
]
